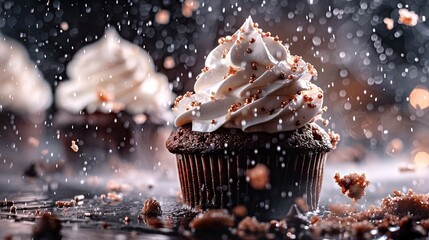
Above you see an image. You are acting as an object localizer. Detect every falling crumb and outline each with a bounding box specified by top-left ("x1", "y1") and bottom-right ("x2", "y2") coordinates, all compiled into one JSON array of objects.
[
  {"x1": 189, "y1": 209, "x2": 234, "y2": 231},
  {"x1": 398, "y1": 8, "x2": 418, "y2": 27},
  {"x1": 334, "y1": 172, "x2": 369, "y2": 201},
  {"x1": 182, "y1": 0, "x2": 199, "y2": 18},
  {"x1": 60, "y1": 21, "x2": 69, "y2": 31},
  {"x1": 328, "y1": 130, "x2": 340, "y2": 149},
  {"x1": 154, "y1": 9, "x2": 170, "y2": 25},
  {"x1": 133, "y1": 114, "x2": 147, "y2": 124},
  {"x1": 383, "y1": 17, "x2": 394, "y2": 30},
  {"x1": 55, "y1": 199, "x2": 76, "y2": 208},
  {"x1": 142, "y1": 199, "x2": 162, "y2": 216},
  {"x1": 246, "y1": 164, "x2": 270, "y2": 190},
  {"x1": 41, "y1": 149, "x2": 49, "y2": 155},
  {"x1": 71, "y1": 140, "x2": 79, "y2": 152},
  {"x1": 163, "y1": 56, "x2": 175, "y2": 69},
  {"x1": 237, "y1": 216, "x2": 269, "y2": 233},
  {"x1": 27, "y1": 137, "x2": 40, "y2": 147},
  {"x1": 124, "y1": 216, "x2": 131, "y2": 224}
]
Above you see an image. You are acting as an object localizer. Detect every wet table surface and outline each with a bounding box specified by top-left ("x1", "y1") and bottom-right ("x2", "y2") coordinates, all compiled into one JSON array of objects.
[{"x1": 1, "y1": 151, "x2": 429, "y2": 239}]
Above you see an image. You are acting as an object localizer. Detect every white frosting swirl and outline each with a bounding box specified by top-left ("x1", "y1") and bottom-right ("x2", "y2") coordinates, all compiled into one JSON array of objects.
[
  {"x1": 56, "y1": 29, "x2": 174, "y2": 123},
  {"x1": 173, "y1": 16, "x2": 324, "y2": 133},
  {"x1": 0, "y1": 35, "x2": 52, "y2": 114}
]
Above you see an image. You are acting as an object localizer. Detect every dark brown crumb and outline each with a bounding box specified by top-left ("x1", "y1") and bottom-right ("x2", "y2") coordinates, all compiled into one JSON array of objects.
[
  {"x1": 33, "y1": 212, "x2": 62, "y2": 239},
  {"x1": 124, "y1": 216, "x2": 131, "y2": 224},
  {"x1": 55, "y1": 199, "x2": 76, "y2": 208},
  {"x1": 142, "y1": 199, "x2": 162, "y2": 216},
  {"x1": 334, "y1": 172, "x2": 369, "y2": 200},
  {"x1": 189, "y1": 209, "x2": 234, "y2": 231}
]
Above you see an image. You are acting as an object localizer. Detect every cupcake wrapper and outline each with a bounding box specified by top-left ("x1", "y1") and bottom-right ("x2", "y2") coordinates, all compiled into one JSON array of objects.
[{"x1": 176, "y1": 152, "x2": 327, "y2": 220}]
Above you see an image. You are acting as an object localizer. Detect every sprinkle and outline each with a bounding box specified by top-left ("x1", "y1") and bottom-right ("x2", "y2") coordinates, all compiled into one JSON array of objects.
[
  {"x1": 318, "y1": 93, "x2": 323, "y2": 99},
  {"x1": 184, "y1": 91, "x2": 193, "y2": 97},
  {"x1": 228, "y1": 102, "x2": 242, "y2": 113},
  {"x1": 264, "y1": 32, "x2": 271, "y2": 37},
  {"x1": 228, "y1": 87, "x2": 232, "y2": 91},
  {"x1": 295, "y1": 120, "x2": 301, "y2": 126},
  {"x1": 253, "y1": 22, "x2": 259, "y2": 28},
  {"x1": 228, "y1": 66, "x2": 238, "y2": 76},
  {"x1": 210, "y1": 119, "x2": 217, "y2": 124},
  {"x1": 246, "y1": 48, "x2": 252, "y2": 53},
  {"x1": 297, "y1": 91, "x2": 302, "y2": 95},
  {"x1": 280, "y1": 100, "x2": 289, "y2": 108},
  {"x1": 268, "y1": 109, "x2": 275, "y2": 115},
  {"x1": 190, "y1": 101, "x2": 202, "y2": 107},
  {"x1": 303, "y1": 95, "x2": 313, "y2": 102},
  {"x1": 307, "y1": 103, "x2": 316, "y2": 108},
  {"x1": 265, "y1": 65, "x2": 273, "y2": 70},
  {"x1": 274, "y1": 35, "x2": 280, "y2": 41},
  {"x1": 173, "y1": 95, "x2": 184, "y2": 108},
  {"x1": 201, "y1": 66, "x2": 209, "y2": 73},
  {"x1": 249, "y1": 38, "x2": 255, "y2": 43},
  {"x1": 257, "y1": 89, "x2": 262, "y2": 94}
]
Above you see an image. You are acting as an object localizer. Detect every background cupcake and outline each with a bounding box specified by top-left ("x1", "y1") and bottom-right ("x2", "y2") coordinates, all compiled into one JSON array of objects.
[
  {"x1": 0, "y1": 34, "x2": 52, "y2": 171},
  {"x1": 55, "y1": 28, "x2": 175, "y2": 175},
  {"x1": 167, "y1": 17, "x2": 338, "y2": 220}
]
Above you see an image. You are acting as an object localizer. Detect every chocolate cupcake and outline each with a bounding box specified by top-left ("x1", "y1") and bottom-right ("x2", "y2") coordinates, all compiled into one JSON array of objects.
[
  {"x1": 0, "y1": 34, "x2": 52, "y2": 169},
  {"x1": 55, "y1": 28, "x2": 174, "y2": 173},
  {"x1": 167, "y1": 16, "x2": 338, "y2": 220}
]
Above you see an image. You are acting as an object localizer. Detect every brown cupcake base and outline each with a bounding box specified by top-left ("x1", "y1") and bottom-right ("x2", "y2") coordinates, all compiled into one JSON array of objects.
[{"x1": 176, "y1": 152, "x2": 327, "y2": 220}]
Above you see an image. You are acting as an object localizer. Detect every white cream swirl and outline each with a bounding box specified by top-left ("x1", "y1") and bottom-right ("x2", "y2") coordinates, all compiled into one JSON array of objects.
[
  {"x1": 0, "y1": 35, "x2": 52, "y2": 114},
  {"x1": 173, "y1": 16, "x2": 324, "y2": 133},
  {"x1": 56, "y1": 28, "x2": 174, "y2": 123}
]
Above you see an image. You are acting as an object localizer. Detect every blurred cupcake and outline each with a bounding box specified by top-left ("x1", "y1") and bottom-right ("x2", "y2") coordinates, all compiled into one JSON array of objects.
[
  {"x1": 55, "y1": 28, "x2": 174, "y2": 173},
  {"x1": 167, "y1": 17, "x2": 338, "y2": 220},
  {"x1": 0, "y1": 34, "x2": 52, "y2": 168}
]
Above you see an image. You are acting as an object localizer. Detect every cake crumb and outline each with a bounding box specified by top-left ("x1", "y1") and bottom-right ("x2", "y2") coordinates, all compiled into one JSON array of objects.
[
  {"x1": 238, "y1": 216, "x2": 269, "y2": 233},
  {"x1": 142, "y1": 199, "x2": 162, "y2": 216},
  {"x1": 55, "y1": 199, "x2": 76, "y2": 208},
  {"x1": 71, "y1": 140, "x2": 79, "y2": 152},
  {"x1": 189, "y1": 209, "x2": 234, "y2": 231},
  {"x1": 383, "y1": 17, "x2": 394, "y2": 30},
  {"x1": 232, "y1": 205, "x2": 248, "y2": 218},
  {"x1": 328, "y1": 203, "x2": 356, "y2": 216},
  {"x1": 398, "y1": 8, "x2": 418, "y2": 27},
  {"x1": 107, "y1": 192, "x2": 122, "y2": 202},
  {"x1": 246, "y1": 164, "x2": 270, "y2": 190},
  {"x1": 32, "y1": 212, "x2": 62, "y2": 239},
  {"x1": 27, "y1": 137, "x2": 40, "y2": 147},
  {"x1": 10, "y1": 205, "x2": 17, "y2": 214},
  {"x1": 334, "y1": 172, "x2": 369, "y2": 200}
]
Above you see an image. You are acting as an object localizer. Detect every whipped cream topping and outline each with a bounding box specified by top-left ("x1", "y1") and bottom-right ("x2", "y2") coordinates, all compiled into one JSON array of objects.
[
  {"x1": 0, "y1": 35, "x2": 52, "y2": 114},
  {"x1": 173, "y1": 16, "x2": 324, "y2": 133},
  {"x1": 56, "y1": 29, "x2": 174, "y2": 123}
]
